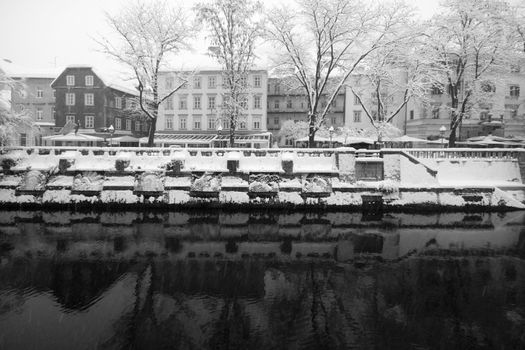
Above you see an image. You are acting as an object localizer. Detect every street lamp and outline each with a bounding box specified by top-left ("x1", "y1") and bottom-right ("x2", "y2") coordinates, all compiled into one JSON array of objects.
[
  {"x1": 329, "y1": 126, "x2": 334, "y2": 148},
  {"x1": 108, "y1": 124, "x2": 115, "y2": 147},
  {"x1": 439, "y1": 125, "x2": 446, "y2": 147},
  {"x1": 216, "y1": 123, "x2": 223, "y2": 148}
]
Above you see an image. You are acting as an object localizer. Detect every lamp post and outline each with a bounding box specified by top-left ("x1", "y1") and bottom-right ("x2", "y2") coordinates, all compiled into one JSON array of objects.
[
  {"x1": 329, "y1": 126, "x2": 334, "y2": 148},
  {"x1": 108, "y1": 124, "x2": 115, "y2": 147},
  {"x1": 439, "y1": 125, "x2": 446, "y2": 148},
  {"x1": 216, "y1": 124, "x2": 223, "y2": 148}
]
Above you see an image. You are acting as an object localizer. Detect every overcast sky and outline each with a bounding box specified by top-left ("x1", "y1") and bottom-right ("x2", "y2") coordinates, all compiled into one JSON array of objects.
[{"x1": 0, "y1": 0, "x2": 441, "y2": 79}]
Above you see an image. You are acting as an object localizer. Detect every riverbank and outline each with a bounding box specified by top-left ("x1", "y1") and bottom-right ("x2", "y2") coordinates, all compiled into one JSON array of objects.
[{"x1": 1, "y1": 146, "x2": 524, "y2": 210}]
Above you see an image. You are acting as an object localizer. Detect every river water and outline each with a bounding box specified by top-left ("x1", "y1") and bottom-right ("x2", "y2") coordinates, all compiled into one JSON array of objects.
[{"x1": 0, "y1": 210, "x2": 524, "y2": 350}]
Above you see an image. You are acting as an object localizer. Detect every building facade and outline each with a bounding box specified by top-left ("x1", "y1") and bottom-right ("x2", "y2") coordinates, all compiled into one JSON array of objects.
[
  {"x1": 51, "y1": 66, "x2": 147, "y2": 141},
  {"x1": 406, "y1": 63, "x2": 525, "y2": 140},
  {"x1": 157, "y1": 70, "x2": 268, "y2": 140},
  {"x1": 267, "y1": 78, "x2": 345, "y2": 146}
]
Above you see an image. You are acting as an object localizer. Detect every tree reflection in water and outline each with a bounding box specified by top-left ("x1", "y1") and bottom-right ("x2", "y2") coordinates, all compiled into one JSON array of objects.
[{"x1": 0, "y1": 210, "x2": 524, "y2": 349}]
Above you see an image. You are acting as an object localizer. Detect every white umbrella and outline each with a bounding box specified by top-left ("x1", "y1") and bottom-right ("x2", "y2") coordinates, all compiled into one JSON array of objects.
[
  {"x1": 42, "y1": 132, "x2": 104, "y2": 142},
  {"x1": 392, "y1": 135, "x2": 427, "y2": 143}
]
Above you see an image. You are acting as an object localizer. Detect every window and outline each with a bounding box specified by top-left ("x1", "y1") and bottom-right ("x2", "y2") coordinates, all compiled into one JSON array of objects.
[
  {"x1": 193, "y1": 96, "x2": 201, "y2": 109},
  {"x1": 66, "y1": 115, "x2": 75, "y2": 124},
  {"x1": 115, "y1": 118, "x2": 122, "y2": 130},
  {"x1": 254, "y1": 95, "x2": 261, "y2": 109},
  {"x1": 331, "y1": 117, "x2": 336, "y2": 125},
  {"x1": 510, "y1": 85, "x2": 520, "y2": 98},
  {"x1": 165, "y1": 76, "x2": 174, "y2": 89},
  {"x1": 480, "y1": 111, "x2": 489, "y2": 120},
  {"x1": 354, "y1": 94, "x2": 360, "y2": 105},
  {"x1": 193, "y1": 116, "x2": 201, "y2": 130},
  {"x1": 208, "y1": 96, "x2": 216, "y2": 110},
  {"x1": 208, "y1": 76, "x2": 216, "y2": 88},
  {"x1": 165, "y1": 115, "x2": 173, "y2": 129},
  {"x1": 481, "y1": 81, "x2": 496, "y2": 93},
  {"x1": 240, "y1": 76, "x2": 247, "y2": 87},
  {"x1": 274, "y1": 84, "x2": 280, "y2": 94},
  {"x1": 511, "y1": 64, "x2": 521, "y2": 73},
  {"x1": 193, "y1": 76, "x2": 201, "y2": 89},
  {"x1": 85, "y1": 115, "x2": 94, "y2": 128},
  {"x1": 66, "y1": 93, "x2": 75, "y2": 106},
  {"x1": 36, "y1": 89, "x2": 43, "y2": 98},
  {"x1": 254, "y1": 75, "x2": 261, "y2": 88},
  {"x1": 20, "y1": 133, "x2": 27, "y2": 146},
  {"x1": 166, "y1": 97, "x2": 173, "y2": 110},
  {"x1": 253, "y1": 117, "x2": 261, "y2": 129},
  {"x1": 432, "y1": 107, "x2": 440, "y2": 119},
  {"x1": 431, "y1": 86, "x2": 442, "y2": 95},
  {"x1": 274, "y1": 117, "x2": 279, "y2": 125},
  {"x1": 36, "y1": 109, "x2": 43, "y2": 120},
  {"x1": 239, "y1": 121, "x2": 246, "y2": 129},
  {"x1": 240, "y1": 97, "x2": 248, "y2": 109},
  {"x1": 126, "y1": 119, "x2": 131, "y2": 130},
  {"x1": 286, "y1": 99, "x2": 292, "y2": 109},
  {"x1": 331, "y1": 99, "x2": 337, "y2": 108},
  {"x1": 135, "y1": 121, "x2": 141, "y2": 131},
  {"x1": 115, "y1": 96, "x2": 122, "y2": 109},
  {"x1": 372, "y1": 111, "x2": 378, "y2": 121},
  {"x1": 180, "y1": 117, "x2": 187, "y2": 129},
  {"x1": 208, "y1": 117, "x2": 215, "y2": 130},
  {"x1": 274, "y1": 100, "x2": 280, "y2": 109},
  {"x1": 66, "y1": 75, "x2": 75, "y2": 86},
  {"x1": 179, "y1": 97, "x2": 187, "y2": 110},
  {"x1": 353, "y1": 111, "x2": 361, "y2": 122},
  {"x1": 84, "y1": 93, "x2": 94, "y2": 106},
  {"x1": 85, "y1": 75, "x2": 94, "y2": 86},
  {"x1": 410, "y1": 110, "x2": 414, "y2": 120}
]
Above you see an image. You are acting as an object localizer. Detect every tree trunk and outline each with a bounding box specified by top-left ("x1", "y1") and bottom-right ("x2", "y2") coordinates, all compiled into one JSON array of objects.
[
  {"x1": 308, "y1": 113, "x2": 316, "y2": 148},
  {"x1": 147, "y1": 117, "x2": 157, "y2": 147},
  {"x1": 229, "y1": 115, "x2": 235, "y2": 148},
  {"x1": 448, "y1": 97, "x2": 459, "y2": 148}
]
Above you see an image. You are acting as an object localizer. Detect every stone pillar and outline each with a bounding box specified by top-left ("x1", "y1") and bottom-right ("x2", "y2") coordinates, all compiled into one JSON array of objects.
[
  {"x1": 382, "y1": 150, "x2": 401, "y2": 182},
  {"x1": 335, "y1": 147, "x2": 356, "y2": 182}
]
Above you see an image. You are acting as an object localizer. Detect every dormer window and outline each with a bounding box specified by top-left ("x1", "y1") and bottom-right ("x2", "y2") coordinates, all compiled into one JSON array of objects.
[
  {"x1": 66, "y1": 75, "x2": 75, "y2": 86},
  {"x1": 85, "y1": 75, "x2": 94, "y2": 86}
]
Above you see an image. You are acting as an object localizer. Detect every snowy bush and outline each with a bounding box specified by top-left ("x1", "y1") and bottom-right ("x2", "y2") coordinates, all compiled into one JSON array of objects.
[
  {"x1": 249, "y1": 174, "x2": 279, "y2": 192},
  {"x1": 18, "y1": 170, "x2": 47, "y2": 191},
  {"x1": 191, "y1": 174, "x2": 221, "y2": 192},
  {"x1": 115, "y1": 159, "x2": 130, "y2": 172},
  {"x1": 376, "y1": 180, "x2": 398, "y2": 194},
  {"x1": 1, "y1": 158, "x2": 16, "y2": 170},
  {"x1": 72, "y1": 172, "x2": 104, "y2": 191},
  {"x1": 303, "y1": 176, "x2": 331, "y2": 193},
  {"x1": 166, "y1": 159, "x2": 184, "y2": 173}
]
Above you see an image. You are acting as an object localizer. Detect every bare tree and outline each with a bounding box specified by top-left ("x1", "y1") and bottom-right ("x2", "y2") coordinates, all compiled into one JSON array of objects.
[
  {"x1": 0, "y1": 69, "x2": 34, "y2": 147},
  {"x1": 267, "y1": 0, "x2": 414, "y2": 147},
  {"x1": 196, "y1": 0, "x2": 264, "y2": 147},
  {"x1": 97, "y1": 0, "x2": 196, "y2": 147},
  {"x1": 428, "y1": 0, "x2": 518, "y2": 147},
  {"x1": 350, "y1": 35, "x2": 438, "y2": 142}
]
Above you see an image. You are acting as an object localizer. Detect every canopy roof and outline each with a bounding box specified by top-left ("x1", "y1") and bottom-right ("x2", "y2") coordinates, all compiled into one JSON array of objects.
[
  {"x1": 111, "y1": 135, "x2": 141, "y2": 143},
  {"x1": 389, "y1": 135, "x2": 427, "y2": 143},
  {"x1": 295, "y1": 135, "x2": 375, "y2": 144},
  {"x1": 42, "y1": 133, "x2": 104, "y2": 142}
]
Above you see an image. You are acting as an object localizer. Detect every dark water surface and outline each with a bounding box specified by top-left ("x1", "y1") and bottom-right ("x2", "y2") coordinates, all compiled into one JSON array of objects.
[{"x1": 0, "y1": 210, "x2": 524, "y2": 350}]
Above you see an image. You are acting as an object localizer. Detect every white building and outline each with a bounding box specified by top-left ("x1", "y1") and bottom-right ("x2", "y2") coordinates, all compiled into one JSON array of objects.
[{"x1": 155, "y1": 69, "x2": 269, "y2": 147}]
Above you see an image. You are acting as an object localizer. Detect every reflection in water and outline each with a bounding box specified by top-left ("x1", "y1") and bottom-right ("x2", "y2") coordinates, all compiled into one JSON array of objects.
[{"x1": 0, "y1": 210, "x2": 524, "y2": 349}]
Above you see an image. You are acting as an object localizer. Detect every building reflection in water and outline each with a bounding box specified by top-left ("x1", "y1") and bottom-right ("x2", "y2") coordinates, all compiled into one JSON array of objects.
[{"x1": 0, "y1": 210, "x2": 524, "y2": 349}]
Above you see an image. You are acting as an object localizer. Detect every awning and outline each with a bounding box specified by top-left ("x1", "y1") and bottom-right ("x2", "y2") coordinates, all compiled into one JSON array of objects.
[
  {"x1": 111, "y1": 135, "x2": 141, "y2": 143},
  {"x1": 42, "y1": 133, "x2": 104, "y2": 142},
  {"x1": 389, "y1": 135, "x2": 427, "y2": 143}
]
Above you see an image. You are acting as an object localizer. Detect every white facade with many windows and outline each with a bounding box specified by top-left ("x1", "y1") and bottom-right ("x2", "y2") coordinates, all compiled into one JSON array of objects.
[{"x1": 157, "y1": 70, "x2": 268, "y2": 134}]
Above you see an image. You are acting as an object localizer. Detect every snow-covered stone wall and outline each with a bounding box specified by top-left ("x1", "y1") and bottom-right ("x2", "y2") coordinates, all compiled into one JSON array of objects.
[{"x1": 0, "y1": 146, "x2": 524, "y2": 210}]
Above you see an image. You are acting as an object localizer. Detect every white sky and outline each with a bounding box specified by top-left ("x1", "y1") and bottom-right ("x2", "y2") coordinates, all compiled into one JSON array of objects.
[{"x1": 0, "y1": 0, "x2": 441, "y2": 80}]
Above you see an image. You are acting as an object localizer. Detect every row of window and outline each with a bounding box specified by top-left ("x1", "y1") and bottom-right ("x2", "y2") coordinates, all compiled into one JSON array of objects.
[
  {"x1": 164, "y1": 115, "x2": 261, "y2": 130},
  {"x1": 65, "y1": 115, "x2": 145, "y2": 132},
  {"x1": 271, "y1": 99, "x2": 337, "y2": 109},
  {"x1": 430, "y1": 84, "x2": 521, "y2": 97},
  {"x1": 165, "y1": 75, "x2": 262, "y2": 90},
  {"x1": 65, "y1": 93, "x2": 94, "y2": 106},
  {"x1": 66, "y1": 75, "x2": 94, "y2": 87},
  {"x1": 165, "y1": 95, "x2": 262, "y2": 110}
]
